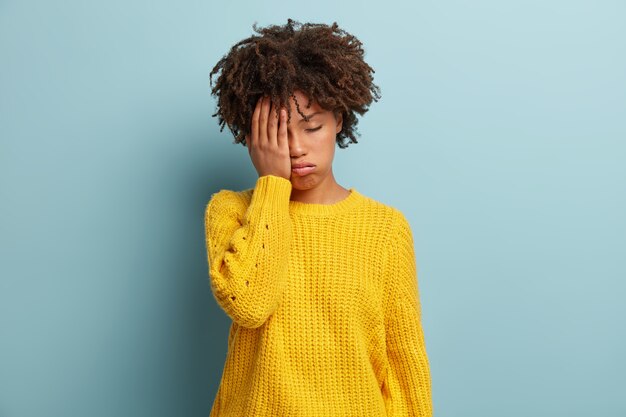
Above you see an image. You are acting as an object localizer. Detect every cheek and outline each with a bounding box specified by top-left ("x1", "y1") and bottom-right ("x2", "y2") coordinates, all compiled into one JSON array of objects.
[
  {"x1": 320, "y1": 124, "x2": 337, "y2": 143},
  {"x1": 314, "y1": 131, "x2": 336, "y2": 152},
  {"x1": 300, "y1": 124, "x2": 336, "y2": 152},
  {"x1": 322, "y1": 136, "x2": 337, "y2": 157}
]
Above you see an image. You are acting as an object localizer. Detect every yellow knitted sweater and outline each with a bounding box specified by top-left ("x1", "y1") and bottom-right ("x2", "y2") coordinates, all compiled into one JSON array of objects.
[{"x1": 204, "y1": 175, "x2": 432, "y2": 417}]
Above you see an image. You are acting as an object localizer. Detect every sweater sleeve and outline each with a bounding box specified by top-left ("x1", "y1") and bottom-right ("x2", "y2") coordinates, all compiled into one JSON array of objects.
[
  {"x1": 381, "y1": 210, "x2": 433, "y2": 417},
  {"x1": 204, "y1": 175, "x2": 293, "y2": 329}
]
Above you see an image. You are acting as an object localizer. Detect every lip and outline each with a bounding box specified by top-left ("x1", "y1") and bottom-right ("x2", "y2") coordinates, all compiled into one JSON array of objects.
[
  {"x1": 291, "y1": 166, "x2": 316, "y2": 176},
  {"x1": 291, "y1": 162, "x2": 315, "y2": 169}
]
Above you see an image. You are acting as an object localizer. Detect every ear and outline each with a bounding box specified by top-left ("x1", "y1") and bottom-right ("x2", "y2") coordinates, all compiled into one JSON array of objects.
[{"x1": 335, "y1": 111, "x2": 343, "y2": 134}]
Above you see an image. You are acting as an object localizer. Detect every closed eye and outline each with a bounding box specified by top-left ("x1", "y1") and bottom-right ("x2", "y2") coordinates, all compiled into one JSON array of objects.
[{"x1": 305, "y1": 126, "x2": 322, "y2": 132}]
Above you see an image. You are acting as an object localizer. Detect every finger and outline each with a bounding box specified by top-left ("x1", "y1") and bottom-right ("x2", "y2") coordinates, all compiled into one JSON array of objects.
[
  {"x1": 277, "y1": 107, "x2": 288, "y2": 149},
  {"x1": 260, "y1": 95, "x2": 270, "y2": 145},
  {"x1": 250, "y1": 96, "x2": 262, "y2": 149},
  {"x1": 267, "y1": 100, "x2": 278, "y2": 147}
]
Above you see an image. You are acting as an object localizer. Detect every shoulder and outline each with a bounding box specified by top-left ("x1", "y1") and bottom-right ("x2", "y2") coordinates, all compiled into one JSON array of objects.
[
  {"x1": 355, "y1": 192, "x2": 414, "y2": 260},
  {"x1": 355, "y1": 191, "x2": 411, "y2": 234},
  {"x1": 205, "y1": 187, "x2": 254, "y2": 219}
]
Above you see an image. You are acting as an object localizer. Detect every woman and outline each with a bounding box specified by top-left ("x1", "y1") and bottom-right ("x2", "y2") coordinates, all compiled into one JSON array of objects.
[{"x1": 205, "y1": 18, "x2": 432, "y2": 416}]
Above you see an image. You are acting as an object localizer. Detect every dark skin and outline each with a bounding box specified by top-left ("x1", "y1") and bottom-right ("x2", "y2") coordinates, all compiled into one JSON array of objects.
[
  {"x1": 246, "y1": 90, "x2": 349, "y2": 205},
  {"x1": 209, "y1": 19, "x2": 381, "y2": 151}
]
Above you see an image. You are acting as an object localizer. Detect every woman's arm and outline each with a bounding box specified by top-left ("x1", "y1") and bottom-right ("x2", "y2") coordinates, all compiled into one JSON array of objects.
[
  {"x1": 204, "y1": 174, "x2": 293, "y2": 328},
  {"x1": 382, "y1": 210, "x2": 433, "y2": 417}
]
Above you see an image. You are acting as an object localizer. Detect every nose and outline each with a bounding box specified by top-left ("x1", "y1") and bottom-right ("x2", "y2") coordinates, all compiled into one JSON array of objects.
[{"x1": 287, "y1": 131, "x2": 305, "y2": 156}]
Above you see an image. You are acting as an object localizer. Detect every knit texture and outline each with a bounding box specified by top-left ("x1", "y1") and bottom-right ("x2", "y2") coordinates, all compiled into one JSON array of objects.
[{"x1": 204, "y1": 174, "x2": 432, "y2": 417}]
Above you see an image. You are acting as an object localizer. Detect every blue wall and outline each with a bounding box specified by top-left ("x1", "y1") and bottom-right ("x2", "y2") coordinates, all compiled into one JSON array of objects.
[{"x1": 1, "y1": 1, "x2": 624, "y2": 416}]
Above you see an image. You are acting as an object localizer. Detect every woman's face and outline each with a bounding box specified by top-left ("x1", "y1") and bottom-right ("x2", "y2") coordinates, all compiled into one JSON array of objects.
[{"x1": 284, "y1": 90, "x2": 343, "y2": 190}]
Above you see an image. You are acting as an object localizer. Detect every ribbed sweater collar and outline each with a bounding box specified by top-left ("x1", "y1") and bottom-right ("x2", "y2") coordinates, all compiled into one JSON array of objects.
[{"x1": 288, "y1": 188, "x2": 363, "y2": 217}]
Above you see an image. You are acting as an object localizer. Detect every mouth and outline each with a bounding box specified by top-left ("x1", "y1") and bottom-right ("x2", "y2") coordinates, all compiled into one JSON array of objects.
[{"x1": 291, "y1": 165, "x2": 316, "y2": 176}]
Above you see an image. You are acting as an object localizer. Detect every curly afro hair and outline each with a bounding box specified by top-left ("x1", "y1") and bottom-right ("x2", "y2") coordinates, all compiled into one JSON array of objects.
[{"x1": 209, "y1": 18, "x2": 381, "y2": 149}]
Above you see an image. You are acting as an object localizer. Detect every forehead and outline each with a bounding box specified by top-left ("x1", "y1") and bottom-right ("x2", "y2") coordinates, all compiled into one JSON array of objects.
[
  {"x1": 290, "y1": 90, "x2": 321, "y2": 107},
  {"x1": 296, "y1": 111, "x2": 324, "y2": 124},
  {"x1": 289, "y1": 90, "x2": 328, "y2": 118}
]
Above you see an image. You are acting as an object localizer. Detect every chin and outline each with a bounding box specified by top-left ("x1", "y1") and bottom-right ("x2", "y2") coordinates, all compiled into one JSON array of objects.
[{"x1": 290, "y1": 175, "x2": 317, "y2": 190}]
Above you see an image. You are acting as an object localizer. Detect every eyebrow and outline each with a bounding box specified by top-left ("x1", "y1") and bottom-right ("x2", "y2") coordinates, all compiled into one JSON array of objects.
[{"x1": 298, "y1": 111, "x2": 322, "y2": 123}]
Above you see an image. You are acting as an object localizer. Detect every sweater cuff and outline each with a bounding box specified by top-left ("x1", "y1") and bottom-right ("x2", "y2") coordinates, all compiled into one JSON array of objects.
[
  {"x1": 243, "y1": 175, "x2": 292, "y2": 224},
  {"x1": 251, "y1": 175, "x2": 292, "y2": 209}
]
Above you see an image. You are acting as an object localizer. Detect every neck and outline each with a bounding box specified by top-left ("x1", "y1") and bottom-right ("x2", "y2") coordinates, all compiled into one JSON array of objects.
[{"x1": 289, "y1": 172, "x2": 349, "y2": 205}]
